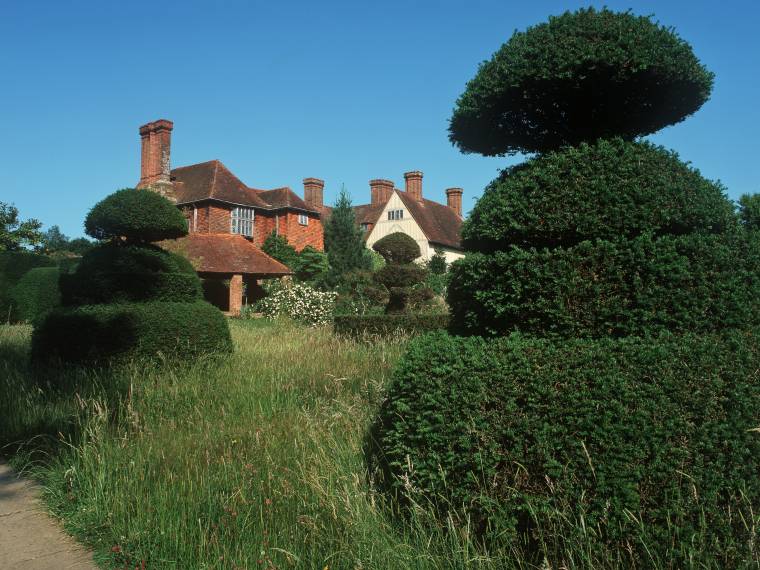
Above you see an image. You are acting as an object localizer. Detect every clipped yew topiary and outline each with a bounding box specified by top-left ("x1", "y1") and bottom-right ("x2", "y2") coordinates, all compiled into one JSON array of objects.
[
  {"x1": 34, "y1": 189, "x2": 231, "y2": 364},
  {"x1": 372, "y1": 233, "x2": 430, "y2": 313},
  {"x1": 372, "y1": 7, "x2": 760, "y2": 566},
  {"x1": 10, "y1": 266, "x2": 61, "y2": 325}
]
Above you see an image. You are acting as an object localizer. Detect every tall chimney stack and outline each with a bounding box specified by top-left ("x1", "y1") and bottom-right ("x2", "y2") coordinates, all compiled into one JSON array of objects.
[
  {"x1": 303, "y1": 178, "x2": 325, "y2": 210},
  {"x1": 370, "y1": 179, "x2": 394, "y2": 205},
  {"x1": 446, "y1": 187, "x2": 464, "y2": 217},
  {"x1": 404, "y1": 171, "x2": 423, "y2": 201},
  {"x1": 137, "y1": 119, "x2": 174, "y2": 196}
]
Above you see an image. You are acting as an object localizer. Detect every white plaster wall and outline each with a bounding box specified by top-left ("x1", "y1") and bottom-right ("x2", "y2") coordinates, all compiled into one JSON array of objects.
[{"x1": 364, "y1": 192, "x2": 465, "y2": 263}]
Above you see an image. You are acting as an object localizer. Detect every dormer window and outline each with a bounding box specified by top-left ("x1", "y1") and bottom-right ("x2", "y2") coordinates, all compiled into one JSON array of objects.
[
  {"x1": 298, "y1": 214, "x2": 309, "y2": 226},
  {"x1": 388, "y1": 209, "x2": 404, "y2": 221},
  {"x1": 231, "y1": 206, "x2": 254, "y2": 237}
]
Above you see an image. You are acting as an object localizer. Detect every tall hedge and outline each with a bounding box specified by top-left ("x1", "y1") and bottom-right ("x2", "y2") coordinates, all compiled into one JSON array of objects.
[
  {"x1": 10, "y1": 266, "x2": 61, "y2": 325},
  {"x1": 370, "y1": 331, "x2": 760, "y2": 565},
  {"x1": 0, "y1": 251, "x2": 55, "y2": 322}
]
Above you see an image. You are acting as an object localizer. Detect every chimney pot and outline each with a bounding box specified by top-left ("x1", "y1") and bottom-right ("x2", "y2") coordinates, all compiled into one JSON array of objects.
[
  {"x1": 446, "y1": 187, "x2": 464, "y2": 217},
  {"x1": 303, "y1": 177, "x2": 325, "y2": 210},
  {"x1": 370, "y1": 179, "x2": 394, "y2": 205},
  {"x1": 404, "y1": 171, "x2": 423, "y2": 201}
]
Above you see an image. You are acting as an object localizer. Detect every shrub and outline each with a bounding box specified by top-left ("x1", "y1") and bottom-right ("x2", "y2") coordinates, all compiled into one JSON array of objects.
[
  {"x1": 374, "y1": 264, "x2": 427, "y2": 289},
  {"x1": 449, "y1": 7, "x2": 713, "y2": 155},
  {"x1": 427, "y1": 249, "x2": 447, "y2": 275},
  {"x1": 32, "y1": 301, "x2": 232, "y2": 364},
  {"x1": 372, "y1": 233, "x2": 421, "y2": 264},
  {"x1": 59, "y1": 244, "x2": 201, "y2": 305},
  {"x1": 334, "y1": 313, "x2": 448, "y2": 338},
  {"x1": 0, "y1": 251, "x2": 55, "y2": 322},
  {"x1": 448, "y1": 231, "x2": 760, "y2": 338},
  {"x1": 292, "y1": 245, "x2": 329, "y2": 283},
  {"x1": 334, "y1": 270, "x2": 388, "y2": 316},
  {"x1": 462, "y1": 139, "x2": 735, "y2": 252},
  {"x1": 254, "y1": 281, "x2": 337, "y2": 326},
  {"x1": 10, "y1": 266, "x2": 61, "y2": 325},
  {"x1": 370, "y1": 330, "x2": 760, "y2": 565},
  {"x1": 84, "y1": 188, "x2": 187, "y2": 243},
  {"x1": 262, "y1": 231, "x2": 299, "y2": 268}
]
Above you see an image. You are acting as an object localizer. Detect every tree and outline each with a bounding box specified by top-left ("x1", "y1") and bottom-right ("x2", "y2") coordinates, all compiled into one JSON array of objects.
[
  {"x1": 323, "y1": 186, "x2": 371, "y2": 284},
  {"x1": 41, "y1": 225, "x2": 70, "y2": 253},
  {"x1": 0, "y1": 202, "x2": 43, "y2": 251},
  {"x1": 427, "y1": 249, "x2": 447, "y2": 275},
  {"x1": 292, "y1": 246, "x2": 329, "y2": 283},
  {"x1": 262, "y1": 231, "x2": 299, "y2": 268},
  {"x1": 67, "y1": 237, "x2": 95, "y2": 256},
  {"x1": 738, "y1": 193, "x2": 760, "y2": 230}
]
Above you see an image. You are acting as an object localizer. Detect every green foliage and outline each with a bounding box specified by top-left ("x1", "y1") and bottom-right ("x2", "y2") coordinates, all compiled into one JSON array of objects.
[
  {"x1": 292, "y1": 245, "x2": 329, "y2": 283},
  {"x1": 324, "y1": 186, "x2": 372, "y2": 283},
  {"x1": 10, "y1": 267, "x2": 61, "y2": 325},
  {"x1": 738, "y1": 193, "x2": 760, "y2": 230},
  {"x1": 449, "y1": 8, "x2": 714, "y2": 155},
  {"x1": 333, "y1": 270, "x2": 388, "y2": 316},
  {"x1": 427, "y1": 249, "x2": 447, "y2": 275},
  {"x1": 372, "y1": 232, "x2": 421, "y2": 264},
  {"x1": 59, "y1": 244, "x2": 201, "y2": 305},
  {"x1": 374, "y1": 264, "x2": 427, "y2": 289},
  {"x1": 370, "y1": 330, "x2": 760, "y2": 566},
  {"x1": 0, "y1": 202, "x2": 43, "y2": 251},
  {"x1": 462, "y1": 139, "x2": 735, "y2": 252},
  {"x1": 334, "y1": 313, "x2": 449, "y2": 338},
  {"x1": 84, "y1": 189, "x2": 188, "y2": 243},
  {"x1": 32, "y1": 301, "x2": 232, "y2": 364},
  {"x1": 448, "y1": 231, "x2": 760, "y2": 337},
  {"x1": 0, "y1": 251, "x2": 55, "y2": 322},
  {"x1": 67, "y1": 237, "x2": 95, "y2": 255},
  {"x1": 41, "y1": 225, "x2": 70, "y2": 253},
  {"x1": 262, "y1": 231, "x2": 299, "y2": 268}
]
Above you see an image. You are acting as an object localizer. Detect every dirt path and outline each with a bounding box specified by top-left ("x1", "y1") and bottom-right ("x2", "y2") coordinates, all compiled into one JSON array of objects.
[{"x1": 0, "y1": 460, "x2": 97, "y2": 569}]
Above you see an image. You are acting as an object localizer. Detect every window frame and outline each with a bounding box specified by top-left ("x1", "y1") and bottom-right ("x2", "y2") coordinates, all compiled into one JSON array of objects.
[
  {"x1": 388, "y1": 209, "x2": 404, "y2": 221},
  {"x1": 231, "y1": 206, "x2": 255, "y2": 237},
  {"x1": 298, "y1": 213, "x2": 309, "y2": 226}
]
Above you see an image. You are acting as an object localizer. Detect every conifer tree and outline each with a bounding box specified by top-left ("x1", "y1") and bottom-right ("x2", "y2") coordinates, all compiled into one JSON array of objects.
[{"x1": 323, "y1": 186, "x2": 371, "y2": 284}]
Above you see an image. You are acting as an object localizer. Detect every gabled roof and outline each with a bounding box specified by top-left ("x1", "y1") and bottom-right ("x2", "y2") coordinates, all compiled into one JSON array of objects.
[
  {"x1": 161, "y1": 234, "x2": 291, "y2": 276},
  {"x1": 171, "y1": 160, "x2": 317, "y2": 213},
  {"x1": 396, "y1": 191, "x2": 463, "y2": 249}
]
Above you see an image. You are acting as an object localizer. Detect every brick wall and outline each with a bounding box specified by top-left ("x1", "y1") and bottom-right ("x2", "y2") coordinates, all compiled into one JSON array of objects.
[{"x1": 280, "y1": 211, "x2": 324, "y2": 251}]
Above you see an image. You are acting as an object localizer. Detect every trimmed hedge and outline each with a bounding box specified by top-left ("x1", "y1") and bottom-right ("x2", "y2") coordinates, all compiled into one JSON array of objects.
[
  {"x1": 449, "y1": 7, "x2": 713, "y2": 155},
  {"x1": 10, "y1": 266, "x2": 61, "y2": 325},
  {"x1": 32, "y1": 301, "x2": 232, "y2": 364},
  {"x1": 60, "y1": 244, "x2": 201, "y2": 305},
  {"x1": 84, "y1": 188, "x2": 187, "y2": 243},
  {"x1": 370, "y1": 330, "x2": 760, "y2": 565},
  {"x1": 462, "y1": 139, "x2": 735, "y2": 252},
  {"x1": 448, "y1": 231, "x2": 760, "y2": 338},
  {"x1": 373, "y1": 232, "x2": 421, "y2": 264},
  {"x1": 0, "y1": 251, "x2": 55, "y2": 322},
  {"x1": 334, "y1": 313, "x2": 448, "y2": 338}
]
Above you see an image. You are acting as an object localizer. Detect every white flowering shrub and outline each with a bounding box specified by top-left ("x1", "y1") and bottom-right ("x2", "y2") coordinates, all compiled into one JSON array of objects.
[{"x1": 253, "y1": 280, "x2": 337, "y2": 327}]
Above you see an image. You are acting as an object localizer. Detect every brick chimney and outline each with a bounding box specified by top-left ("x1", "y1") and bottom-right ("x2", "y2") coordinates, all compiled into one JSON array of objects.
[
  {"x1": 446, "y1": 187, "x2": 463, "y2": 217},
  {"x1": 370, "y1": 179, "x2": 394, "y2": 205},
  {"x1": 137, "y1": 119, "x2": 175, "y2": 201},
  {"x1": 404, "y1": 171, "x2": 423, "y2": 201},
  {"x1": 303, "y1": 178, "x2": 324, "y2": 210}
]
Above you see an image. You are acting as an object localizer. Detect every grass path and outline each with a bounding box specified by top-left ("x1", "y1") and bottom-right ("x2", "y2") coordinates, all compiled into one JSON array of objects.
[{"x1": 0, "y1": 460, "x2": 95, "y2": 569}]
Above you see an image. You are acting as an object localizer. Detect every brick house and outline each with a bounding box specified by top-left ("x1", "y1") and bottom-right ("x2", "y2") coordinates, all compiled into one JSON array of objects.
[
  {"x1": 137, "y1": 119, "x2": 325, "y2": 314},
  {"x1": 321, "y1": 172, "x2": 465, "y2": 264}
]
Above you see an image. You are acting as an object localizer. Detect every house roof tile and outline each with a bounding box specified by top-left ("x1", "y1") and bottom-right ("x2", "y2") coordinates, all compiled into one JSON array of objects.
[{"x1": 161, "y1": 233, "x2": 292, "y2": 276}]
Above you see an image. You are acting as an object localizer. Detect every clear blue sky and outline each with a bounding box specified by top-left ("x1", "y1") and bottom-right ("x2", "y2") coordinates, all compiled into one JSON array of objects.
[{"x1": 1, "y1": 0, "x2": 758, "y2": 238}]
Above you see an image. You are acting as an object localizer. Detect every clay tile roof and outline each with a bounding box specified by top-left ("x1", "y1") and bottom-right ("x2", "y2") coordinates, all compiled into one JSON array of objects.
[
  {"x1": 396, "y1": 191, "x2": 463, "y2": 249},
  {"x1": 256, "y1": 187, "x2": 313, "y2": 211},
  {"x1": 170, "y1": 160, "x2": 319, "y2": 213},
  {"x1": 161, "y1": 234, "x2": 291, "y2": 276}
]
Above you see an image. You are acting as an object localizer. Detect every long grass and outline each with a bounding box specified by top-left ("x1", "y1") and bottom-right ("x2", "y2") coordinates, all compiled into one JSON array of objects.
[{"x1": 1, "y1": 320, "x2": 519, "y2": 569}]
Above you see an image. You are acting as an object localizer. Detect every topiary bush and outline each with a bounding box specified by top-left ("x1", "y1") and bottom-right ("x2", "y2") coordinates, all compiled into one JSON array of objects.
[
  {"x1": 59, "y1": 245, "x2": 201, "y2": 305},
  {"x1": 372, "y1": 232, "x2": 431, "y2": 313},
  {"x1": 370, "y1": 330, "x2": 760, "y2": 566},
  {"x1": 10, "y1": 266, "x2": 61, "y2": 325},
  {"x1": 33, "y1": 189, "x2": 231, "y2": 364},
  {"x1": 84, "y1": 188, "x2": 187, "y2": 243},
  {"x1": 372, "y1": 232, "x2": 421, "y2": 264},
  {"x1": 373, "y1": 7, "x2": 760, "y2": 567},
  {"x1": 32, "y1": 301, "x2": 232, "y2": 364},
  {"x1": 449, "y1": 7, "x2": 714, "y2": 156},
  {"x1": 0, "y1": 251, "x2": 55, "y2": 322}
]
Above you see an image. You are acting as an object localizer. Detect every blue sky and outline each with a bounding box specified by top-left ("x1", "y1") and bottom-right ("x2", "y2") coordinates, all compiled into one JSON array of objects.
[{"x1": 1, "y1": 0, "x2": 758, "y2": 238}]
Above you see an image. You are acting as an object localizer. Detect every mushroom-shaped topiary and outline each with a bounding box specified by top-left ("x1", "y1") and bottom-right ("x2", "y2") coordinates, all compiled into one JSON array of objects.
[
  {"x1": 449, "y1": 8, "x2": 714, "y2": 156},
  {"x1": 85, "y1": 188, "x2": 188, "y2": 243},
  {"x1": 372, "y1": 232, "x2": 420, "y2": 264}
]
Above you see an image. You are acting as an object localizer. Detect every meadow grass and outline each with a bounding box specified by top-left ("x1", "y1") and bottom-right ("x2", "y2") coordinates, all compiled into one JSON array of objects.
[{"x1": 0, "y1": 320, "x2": 518, "y2": 569}]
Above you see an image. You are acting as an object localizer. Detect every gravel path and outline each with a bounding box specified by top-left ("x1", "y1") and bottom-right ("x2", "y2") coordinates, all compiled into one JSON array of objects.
[{"x1": 0, "y1": 460, "x2": 96, "y2": 569}]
